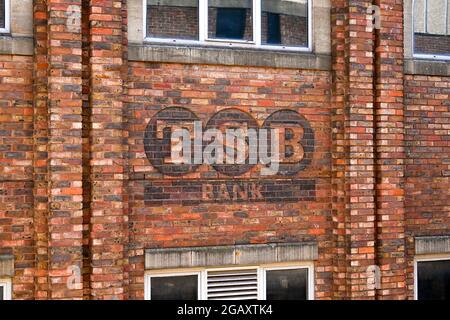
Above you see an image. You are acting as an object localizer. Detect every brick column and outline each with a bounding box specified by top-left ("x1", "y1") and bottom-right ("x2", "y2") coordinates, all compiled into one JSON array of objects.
[
  {"x1": 33, "y1": 0, "x2": 49, "y2": 300},
  {"x1": 46, "y1": 0, "x2": 84, "y2": 299},
  {"x1": 374, "y1": 0, "x2": 407, "y2": 299},
  {"x1": 345, "y1": 0, "x2": 377, "y2": 299},
  {"x1": 88, "y1": 0, "x2": 128, "y2": 300},
  {"x1": 331, "y1": 0, "x2": 349, "y2": 299},
  {"x1": 332, "y1": 0, "x2": 378, "y2": 299}
]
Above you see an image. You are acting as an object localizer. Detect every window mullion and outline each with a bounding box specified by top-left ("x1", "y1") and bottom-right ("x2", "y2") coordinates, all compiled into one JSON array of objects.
[
  {"x1": 308, "y1": 0, "x2": 313, "y2": 52},
  {"x1": 258, "y1": 267, "x2": 265, "y2": 300},
  {"x1": 200, "y1": 270, "x2": 207, "y2": 300},
  {"x1": 254, "y1": 0, "x2": 261, "y2": 46},
  {"x1": 199, "y1": 0, "x2": 208, "y2": 42}
]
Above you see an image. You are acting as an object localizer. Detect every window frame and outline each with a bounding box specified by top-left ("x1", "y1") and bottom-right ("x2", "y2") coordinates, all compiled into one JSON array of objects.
[
  {"x1": 145, "y1": 262, "x2": 314, "y2": 300},
  {"x1": 144, "y1": 270, "x2": 203, "y2": 300},
  {"x1": 142, "y1": 0, "x2": 313, "y2": 52},
  {"x1": 414, "y1": 254, "x2": 450, "y2": 300},
  {"x1": 412, "y1": 0, "x2": 450, "y2": 61},
  {"x1": 261, "y1": 264, "x2": 314, "y2": 300},
  {"x1": 0, "y1": 278, "x2": 12, "y2": 300},
  {"x1": 0, "y1": 0, "x2": 10, "y2": 34}
]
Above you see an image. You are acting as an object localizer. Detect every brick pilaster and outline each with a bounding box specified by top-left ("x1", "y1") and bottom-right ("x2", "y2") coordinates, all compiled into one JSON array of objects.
[
  {"x1": 46, "y1": 0, "x2": 84, "y2": 299},
  {"x1": 331, "y1": 0, "x2": 349, "y2": 299},
  {"x1": 345, "y1": 0, "x2": 377, "y2": 299},
  {"x1": 33, "y1": 0, "x2": 49, "y2": 300},
  {"x1": 374, "y1": 0, "x2": 407, "y2": 299},
  {"x1": 332, "y1": 0, "x2": 378, "y2": 299},
  {"x1": 88, "y1": 0, "x2": 128, "y2": 300}
]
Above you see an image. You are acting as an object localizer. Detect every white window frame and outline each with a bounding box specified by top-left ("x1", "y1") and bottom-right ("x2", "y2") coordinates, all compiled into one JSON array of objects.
[
  {"x1": 145, "y1": 262, "x2": 314, "y2": 300},
  {"x1": 412, "y1": 0, "x2": 450, "y2": 60},
  {"x1": 414, "y1": 254, "x2": 450, "y2": 300},
  {"x1": 0, "y1": 278, "x2": 12, "y2": 300},
  {"x1": 261, "y1": 264, "x2": 314, "y2": 300},
  {"x1": 143, "y1": 0, "x2": 312, "y2": 52},
  {"x1": 0, "y1": 0, "x2": 11, "y2": 34}
]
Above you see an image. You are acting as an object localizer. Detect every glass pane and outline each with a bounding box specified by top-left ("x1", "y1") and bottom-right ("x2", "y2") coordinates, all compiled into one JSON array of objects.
[
  {"x1": 208, "y1": 0, "x2": 253, "y2": 41},
  {"x1": 0, "y1": 0, "x2": 5, "y2": 29},
  {"x1": 0, "y1": 285, "x2": 4, "y2": 300},
  {"x1": 417, "y1": 260, "x2": 450, "y2": 300},
  {"x1": 262, "y1": 0, "x2": 309, "y2": 47},
  {"x1": 146, "y1": 0, "x2": 199, "y2": 40},
  {"x1": 150, "y1": 275, "x2": 198, "y2": 300},
  {"x1": 266, "y1": 268, "x2": 308, "y2": 300},
  {"x1": 414, "y1": 0, "x2": 450, "y2": 57}
]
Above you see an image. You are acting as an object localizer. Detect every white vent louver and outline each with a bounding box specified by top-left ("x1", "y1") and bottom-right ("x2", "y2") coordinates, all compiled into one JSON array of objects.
[{"x1": 207, "y1": 269, "x2": 259, "y2": 300}]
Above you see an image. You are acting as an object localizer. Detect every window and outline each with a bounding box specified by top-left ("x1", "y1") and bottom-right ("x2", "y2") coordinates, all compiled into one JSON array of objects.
[
  {"x1": 0, "y1": 279, "x2": 12, "y2": 300},
  {"x1": 413, "y1": 0, "x2": 450, "y2": 59},
  {"x1": 146, "y1": 0, "x2": 199, "y2": 40},
  {"x1": 145, "y1": 264, "x2": 314, "y2": 300},
  {"x1": 147, "y1": 272, "x2": 201, "y2": 300},
  {"x1": 144, "y1": 0, "x2": 312, "y2": 51},
  {"x1": 415, "y1": 256, "x2": 450, "y2": 300},
  {"x1": 0, "y1": 0, "x2": 10, "y2": 33}
]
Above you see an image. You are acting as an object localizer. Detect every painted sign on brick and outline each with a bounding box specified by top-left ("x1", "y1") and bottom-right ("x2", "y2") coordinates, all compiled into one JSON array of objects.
[{"x1": 143, "y1": 107, "x2": 315, "y2": 205}]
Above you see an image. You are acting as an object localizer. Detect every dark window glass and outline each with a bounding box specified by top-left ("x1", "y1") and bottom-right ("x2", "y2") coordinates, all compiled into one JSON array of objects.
[
  {"x1": 0, "y1": 0, "x2": 5, "y2": 29},
  {"x1": 266, "y1": 268, "x2": 308, "y2": 300},
  {"x1": 266, "y1": 13, "x2": 281, "y2": 44},
  {"x1": 262, "y1": 0, "x2": 309, "y2": 47},
  {"x1": 413, "y1": 0, "x2": 450, "y2": 57},
  {"x1": 0, "y1": 286, "x2": 4, "y2": 300},
  {"x1": 150, "y1": 275, "x2": 198, "y2": 300},
  {"x1": 417, "y1": 259, "x2": 450, "y2": 300},
  {"x1": 208, "y1": 0, "x2": 253, "y2": 41},
  {"x1": 146, "y1": 0, "x2": 199, "y2": 40}
]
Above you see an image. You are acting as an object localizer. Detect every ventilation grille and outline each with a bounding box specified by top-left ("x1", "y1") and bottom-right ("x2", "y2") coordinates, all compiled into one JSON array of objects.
[{"x1": 207, "y1": 269, "x2": 258, "y2": 300}]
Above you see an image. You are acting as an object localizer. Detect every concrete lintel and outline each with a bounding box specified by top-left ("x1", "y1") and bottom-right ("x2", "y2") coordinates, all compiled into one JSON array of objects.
[
  {"x1": 145, "y1": 242, "x2": 318, "y2": 270},
  {"x1": 0, "y1": 36, "x2": 34, "y2": 56},
  {"x1": 0, "y1": 255, "x2": 14, "y2": 277},
  {"x1": 129, "y1": 44, "x2": 331, "y2": 70},
  {"x1": 415, "y1": 236, "x2": 450, "y2": 255},
  {"x1": 405, "y1": 59, "x2": 450, "y2": 76}
]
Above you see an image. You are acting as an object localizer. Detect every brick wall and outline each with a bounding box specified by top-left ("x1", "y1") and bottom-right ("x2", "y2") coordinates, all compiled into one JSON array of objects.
[
  {"x1": 405, "y1": 75, "x2": 450, "y2": 299},
  {"x1": 0, "y1": 0, "x2": 449, "y2": 300},
  {"x1": 126, "y1": 62, "x2": 333, "y2": 299},
  {"x1": 0, "y1": 54, "x2": 34, "y2": 299}
]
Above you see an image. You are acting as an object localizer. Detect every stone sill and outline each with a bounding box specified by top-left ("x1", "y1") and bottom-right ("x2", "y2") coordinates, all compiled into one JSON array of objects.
[
  {"x1": 405, "y1": 59, "x2": 450, "y2": 77},
  {"x1": 129, "y1": 43, "x2": 331, "y2": 70},
  {"x1": 0, "y1": 35, "x2": 33, "y2": 56}
]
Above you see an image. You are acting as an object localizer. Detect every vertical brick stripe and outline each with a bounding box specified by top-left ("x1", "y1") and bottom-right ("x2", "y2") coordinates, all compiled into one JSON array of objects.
[
  {"x1": 331, "y1": 0, "x2": 349, "y2": 299},
  {"x1": 47, "y1": 0, "x2": 84, "y2": 299},
  {"x1": 374, "y1": 0, "x2": 407, "y2": 299},
  {"x1": 344, "y1": 0, "x2": 377, "y2": 299},
  {"x1": 88, "y1": 0, "x2": 127, "y2": 300},
  {"x1": 33, "y1": 0, "x2": 49, "y2": 300}
]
